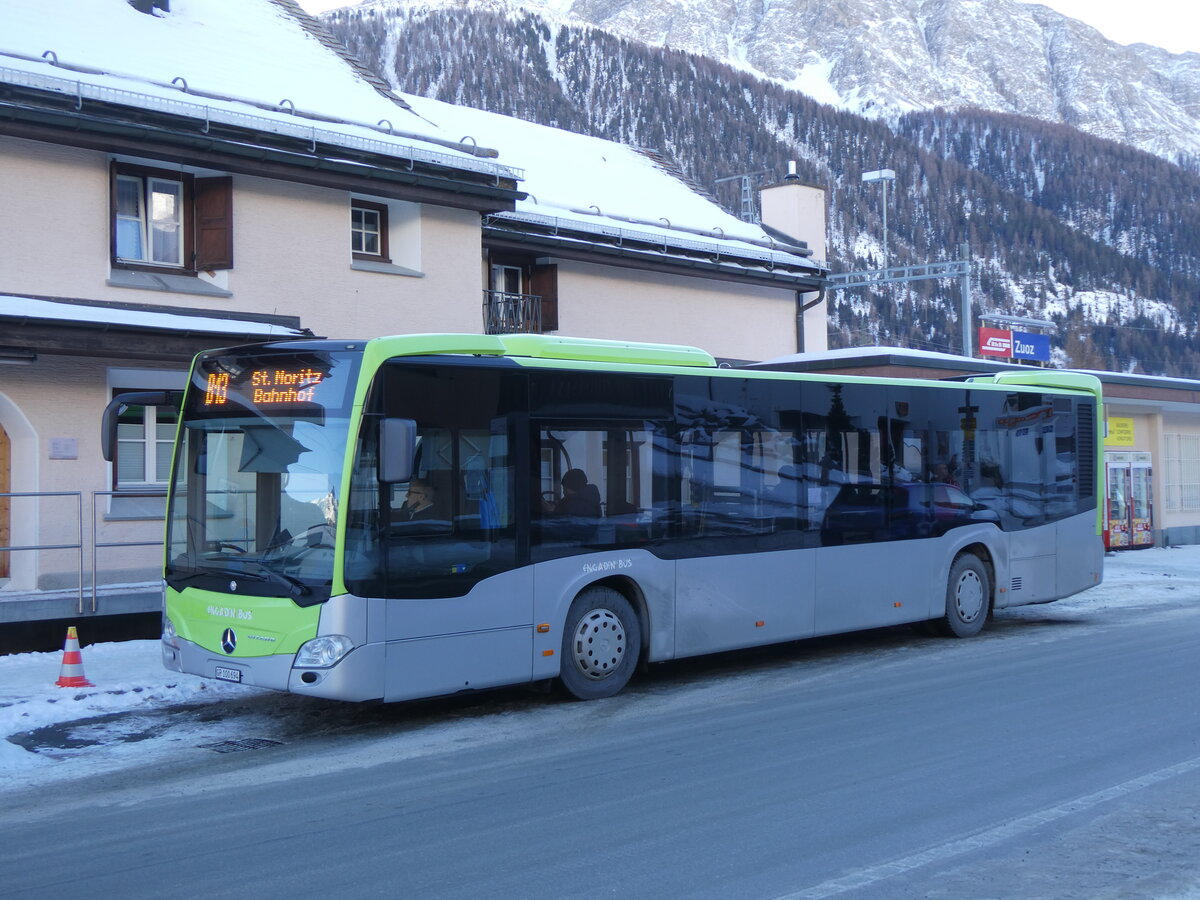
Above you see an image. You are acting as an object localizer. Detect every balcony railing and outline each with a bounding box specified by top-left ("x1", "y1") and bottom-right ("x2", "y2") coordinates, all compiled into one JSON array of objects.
[{"x1": 483, "y1": 290, "x2": 541, "y2": 335}]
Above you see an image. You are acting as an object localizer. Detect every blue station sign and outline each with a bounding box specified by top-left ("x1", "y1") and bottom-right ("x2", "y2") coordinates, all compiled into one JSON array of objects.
[{"x1": 1010, "y1": 331, "x2": 1051, "y2": 362}]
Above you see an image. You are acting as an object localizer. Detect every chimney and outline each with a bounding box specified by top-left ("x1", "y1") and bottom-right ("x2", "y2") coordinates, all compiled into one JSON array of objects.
[
  {"x1": 759, "y1": 162, "x2": 826, "y2": 261},
  {"x1": 760, "y1": 163, "x2": 829, "y2": 354}
]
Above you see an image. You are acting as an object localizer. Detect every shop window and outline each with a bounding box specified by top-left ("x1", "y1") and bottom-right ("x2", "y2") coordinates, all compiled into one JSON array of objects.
[{"x1": 1165, "y1": 433, "x2": 1200, "y2": 511}]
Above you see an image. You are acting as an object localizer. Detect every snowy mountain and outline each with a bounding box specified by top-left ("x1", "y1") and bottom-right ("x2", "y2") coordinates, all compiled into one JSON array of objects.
[
  {"x1": 322, "y1": 2, "x2": 1200, "y2": 374},
  {"x1": 335, "y1": 0, "x2": 1200, "y2": 166}
]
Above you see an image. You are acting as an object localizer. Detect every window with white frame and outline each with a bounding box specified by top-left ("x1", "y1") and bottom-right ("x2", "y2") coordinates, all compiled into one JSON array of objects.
[
  {"x1": 115, "y1": 171, "x2": 186, "y2": 267},
  {"x1": 114, "y1": 400, "x2": 179, "y2": 492},
  {"x1": 111, "y1": 163, "x2": 233, "y2": 274},
  {"x1": 1164, "y1": 433, "x2": 1200, "y2": 511},
  {"x1": 351, "y1": 199, "x2": 390, "y2": 261}
]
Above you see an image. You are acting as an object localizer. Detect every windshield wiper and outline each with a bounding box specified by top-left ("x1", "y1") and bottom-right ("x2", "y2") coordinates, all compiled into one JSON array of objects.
[
  {"x1": 165, "y1": 570, "x2": 209, "y2": 589},
  {"x1": 237, "y1": 558, "x2": 311, "y2": 598},
  {"x1": 167, "y1": 555, "x2": 310, "y2": 598}
]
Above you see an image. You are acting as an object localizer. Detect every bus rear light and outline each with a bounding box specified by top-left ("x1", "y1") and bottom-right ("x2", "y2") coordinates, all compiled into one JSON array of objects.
[{"x1": 294, "y1": 635, "x2": 354, "y2": 668}]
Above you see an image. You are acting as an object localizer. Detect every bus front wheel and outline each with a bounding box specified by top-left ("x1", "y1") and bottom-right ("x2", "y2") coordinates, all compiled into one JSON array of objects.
[
  {"x1": 941, "y1": 553, "x2": 990, "y2": 638},
  {"x1": 560, "y1": 587, "x2": 641, "y2": 700}
]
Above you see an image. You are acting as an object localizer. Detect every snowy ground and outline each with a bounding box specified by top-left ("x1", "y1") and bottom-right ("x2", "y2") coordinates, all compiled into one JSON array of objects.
[{"x1": 3, "y1": 546, "x2": 1198, "y2": 792}]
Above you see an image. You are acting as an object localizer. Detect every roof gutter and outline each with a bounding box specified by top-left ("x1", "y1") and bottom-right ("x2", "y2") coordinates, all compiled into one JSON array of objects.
[
  {"x1": 484, "y1": 223, "x2": 828, "y2": 290},
  {"x1": 0, "y1": 86, "x2": 525, "y2": 210}
]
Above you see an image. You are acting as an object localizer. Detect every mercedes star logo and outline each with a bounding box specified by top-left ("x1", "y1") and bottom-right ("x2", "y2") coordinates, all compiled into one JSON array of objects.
[
  {"x1": 229, "y1": 580, "x2": 238, "y2": 592},
  {"x1": 221, "y1": 628, "x2": 237, "y2": 654}
]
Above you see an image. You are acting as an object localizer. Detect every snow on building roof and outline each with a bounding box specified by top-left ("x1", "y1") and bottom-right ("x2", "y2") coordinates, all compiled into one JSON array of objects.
[
  {"x1": 0, "y1": 0, "x2": 517, "y2": 179},
  {"x1": 0, "y1": 294, "x2": 309, "y2": 338},
  {"x1": 755, "y1": 345, "x2": 1200, "y2": 394},
  {"x1": 758, "y1": 346, "x2": 982, "y2": 367},
  {"x1": 1, "y1": 0, "x2": 822, "y2": 276},
  {"x1": 402, "y1": 92, "x2": 823, "y2": 273}
]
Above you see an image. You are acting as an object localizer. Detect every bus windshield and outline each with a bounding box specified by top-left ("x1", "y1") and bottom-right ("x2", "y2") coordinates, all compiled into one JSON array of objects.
[{"x1": 165, "y1": 346, "x2": 361, "y2": 604}]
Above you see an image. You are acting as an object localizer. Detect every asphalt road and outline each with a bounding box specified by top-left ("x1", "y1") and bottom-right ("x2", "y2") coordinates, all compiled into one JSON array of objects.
[{"x1": 2, "y1": 599, "x2": 1199, "y2": 899}]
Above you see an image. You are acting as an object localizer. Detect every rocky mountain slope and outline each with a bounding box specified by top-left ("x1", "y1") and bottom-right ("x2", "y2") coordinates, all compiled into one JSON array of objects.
[
  {"x1": 321, "y1": 2, "x2": 1200, "y2": 374},
  {"x1": 338, "y1": 0, "x2": 1200, "y2": 166}
]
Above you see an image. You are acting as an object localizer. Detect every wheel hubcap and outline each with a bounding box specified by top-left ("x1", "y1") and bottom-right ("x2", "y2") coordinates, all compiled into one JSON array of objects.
[
  {"x1": 571, "y1": 609, "x2": 626, "y2": 680},
  {"x1": 955, "y1": 570, "x2": 985, "y2": 622}
]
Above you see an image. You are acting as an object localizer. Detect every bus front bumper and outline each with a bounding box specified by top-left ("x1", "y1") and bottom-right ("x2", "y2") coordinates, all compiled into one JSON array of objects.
[{"x1": 164, "y1": 636, "x2": 385, "y2": 702}]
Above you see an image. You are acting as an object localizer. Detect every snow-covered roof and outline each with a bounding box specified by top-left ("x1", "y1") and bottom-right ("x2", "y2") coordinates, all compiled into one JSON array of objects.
[
  {"x1": 0, "y1": 294, "x2": 309, "y2": 338},
  {"x1": 755, "y1": 345, "x2": 1200, "y2": 394},
  {"x1": 758, "y1": 346, "x2": 981, "y2": 367},
  {"x1": 402, "y1": 94, "x2": 823, "y2": 272},
  {"x1": 0, "y1": 0, "x2": 518, "y2": 180},
  {"x1": 0, "y1": 0, "x2": 823, "y2": 278}
]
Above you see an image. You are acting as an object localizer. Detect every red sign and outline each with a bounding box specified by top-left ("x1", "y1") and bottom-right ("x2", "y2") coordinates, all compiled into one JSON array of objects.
[{"x1": 978, "y1": 327, "x2": 1013, "y2": 357}]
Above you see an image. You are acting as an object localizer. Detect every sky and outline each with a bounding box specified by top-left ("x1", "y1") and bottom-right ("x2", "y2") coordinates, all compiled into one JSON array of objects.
[{"x1": 296, "y1": 0, "x2": 1200, "y2": 56}]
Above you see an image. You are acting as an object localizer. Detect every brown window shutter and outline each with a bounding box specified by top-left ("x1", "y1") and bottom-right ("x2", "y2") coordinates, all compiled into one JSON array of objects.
[
  {"x1": 530, "y1": 263, "x2": 558, "y2": 332},
  {"x1": 194, "y1": 176, "x2": 233, "y2": 270}
]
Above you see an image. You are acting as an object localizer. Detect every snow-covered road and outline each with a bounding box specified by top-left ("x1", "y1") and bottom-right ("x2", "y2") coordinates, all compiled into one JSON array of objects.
[{"x1": 3, "y1": 545, "x2": 1198, "y2": 792}]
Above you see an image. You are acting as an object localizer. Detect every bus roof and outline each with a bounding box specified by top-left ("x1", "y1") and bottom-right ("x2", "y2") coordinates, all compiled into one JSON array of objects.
[
  {"x1": 362, "y1": 333, "x2": 718, "y2": 369},
  {"x1": 236, "y1": 333, "x2": 1101, "y2": 401}
]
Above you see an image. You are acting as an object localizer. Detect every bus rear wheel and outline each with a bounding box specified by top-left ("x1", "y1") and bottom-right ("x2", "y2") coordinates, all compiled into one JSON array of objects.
[
  {"x1": 940, "y1": 553, "x2": 990, "y2": 637},
  {"x1": 559, "y1": 587, "x2": 641, "y2": 700}
]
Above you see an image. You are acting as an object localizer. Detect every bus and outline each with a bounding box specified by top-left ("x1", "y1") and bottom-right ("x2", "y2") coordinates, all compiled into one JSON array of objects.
[{"x1": 102, "y1": 333, "x2": 1104, "y2": 702}]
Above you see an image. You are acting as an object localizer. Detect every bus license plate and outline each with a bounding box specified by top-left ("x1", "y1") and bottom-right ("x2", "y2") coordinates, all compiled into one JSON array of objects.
[{"x1": 214, "y1": 666, "x2": 242, "y2": 683}]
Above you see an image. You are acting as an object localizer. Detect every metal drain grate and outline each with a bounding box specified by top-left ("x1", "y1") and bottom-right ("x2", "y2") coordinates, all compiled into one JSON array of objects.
[{"x1": 199, "y1": 738, "x2": 284, "y2": 753}]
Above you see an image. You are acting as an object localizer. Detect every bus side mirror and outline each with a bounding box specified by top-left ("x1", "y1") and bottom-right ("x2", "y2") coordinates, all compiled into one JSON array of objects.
[
  {"x1": 379, "y1": 418, "x2": 417, "y2": 483},
  {"x1": 101, "y1": 390, "x2": 182, "y2": 462}
]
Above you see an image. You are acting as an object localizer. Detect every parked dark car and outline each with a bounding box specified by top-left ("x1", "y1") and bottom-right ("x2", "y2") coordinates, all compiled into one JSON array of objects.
[{"x1": 820, "y1": 482, "x2": 999, "y2": 546}]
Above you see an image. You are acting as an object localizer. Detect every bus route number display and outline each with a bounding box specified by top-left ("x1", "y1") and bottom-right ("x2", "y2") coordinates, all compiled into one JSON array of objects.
[{"x1": 203, "y1": 367, "x2": 327, "y2": 408}]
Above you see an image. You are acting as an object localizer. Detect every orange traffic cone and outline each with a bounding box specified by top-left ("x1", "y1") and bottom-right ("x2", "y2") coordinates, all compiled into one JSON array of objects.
[{"x1": 55, "y1": 626, "x2": 94, "y2": 688}]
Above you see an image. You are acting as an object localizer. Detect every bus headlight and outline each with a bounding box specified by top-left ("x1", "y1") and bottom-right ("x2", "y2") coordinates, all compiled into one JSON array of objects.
[
  {"x1": 294, "y1": 635, "x2": 355, "y2": 668},
  {"x1": 162, "y1": 616, "x2": 180, "y2": 650}
]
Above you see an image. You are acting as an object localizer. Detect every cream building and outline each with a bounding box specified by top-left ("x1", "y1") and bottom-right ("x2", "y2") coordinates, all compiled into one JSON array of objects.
[{"x1": 0, "y1": 0, "x2": 828, "y2": 628}]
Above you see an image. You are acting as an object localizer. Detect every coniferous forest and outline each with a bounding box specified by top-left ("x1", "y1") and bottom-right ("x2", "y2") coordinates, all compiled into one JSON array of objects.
[{"x1": 326, "y1": 6, "x2": 1200, "y2": 375}]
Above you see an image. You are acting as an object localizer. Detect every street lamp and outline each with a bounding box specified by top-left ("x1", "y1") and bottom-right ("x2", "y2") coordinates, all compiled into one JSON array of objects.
[{"x1": 861, "y1": 168, "x2": 896, "y2": 270}]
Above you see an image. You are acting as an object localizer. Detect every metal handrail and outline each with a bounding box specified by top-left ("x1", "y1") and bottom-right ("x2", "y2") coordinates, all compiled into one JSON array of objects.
[
  {"x1": 0, "y1": 491, "x2": 84, "y2": 613},
  {"x1": 0, "y1": 490, "x2": 174, "y2": 614},
  {"x1": 91, "y1": 490, "x2": 167, "y2": 614}
]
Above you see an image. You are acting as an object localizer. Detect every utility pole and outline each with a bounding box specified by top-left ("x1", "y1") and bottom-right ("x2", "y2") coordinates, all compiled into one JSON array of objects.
[
  {"x1": 715, "y1": 170, "x2": 769, "y2": 223},
  {"x1": 959, "y1": 242, "x2": 972, "y2": 357},
  {"x1": 861, "y1": 169, "x2": 896, "y2": 269},
  {"x1": 825, "y1": 246, "x2": 974, "y2": 357}
]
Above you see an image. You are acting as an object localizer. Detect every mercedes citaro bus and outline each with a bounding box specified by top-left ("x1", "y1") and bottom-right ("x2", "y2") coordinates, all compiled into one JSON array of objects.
[{"x1": 102, "y1": 333, "x2": 1103, "y2": 702}]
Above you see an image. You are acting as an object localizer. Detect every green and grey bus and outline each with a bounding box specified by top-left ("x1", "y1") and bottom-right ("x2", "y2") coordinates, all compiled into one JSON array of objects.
[{"x1": 103, "y1": 333, "x2": 1104, "y2": 702}]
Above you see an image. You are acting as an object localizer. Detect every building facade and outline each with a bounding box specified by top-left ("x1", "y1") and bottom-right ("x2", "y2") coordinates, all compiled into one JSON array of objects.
[{"x1": 0, "y1": 0, "x2": 828, "y2": 625}]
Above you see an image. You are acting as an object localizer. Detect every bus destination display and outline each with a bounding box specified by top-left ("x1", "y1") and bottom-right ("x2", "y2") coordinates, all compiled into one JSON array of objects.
[{"x1": 202, "y1": 366, "x2": 328, "y2": 408}]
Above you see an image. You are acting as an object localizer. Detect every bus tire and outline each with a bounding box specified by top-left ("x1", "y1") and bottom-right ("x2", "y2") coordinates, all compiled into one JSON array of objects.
[
  {"x1": 941, "y1": 553, "x2": 990, "y2": 638},
  {"x1": 559, "y1": 587, "x2": 641, "y2": 700}
]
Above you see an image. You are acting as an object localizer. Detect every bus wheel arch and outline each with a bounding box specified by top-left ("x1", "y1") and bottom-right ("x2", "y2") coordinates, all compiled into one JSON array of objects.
[
  {"x1": 940, "y1": 546, "x2": 993, "y2": 638},
  {"x1": 593, "y1": 574, "x2": 650, "y2": 663},
  {"x1": 558, "y1": 581, "x2": 643, "y2": 700}
]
